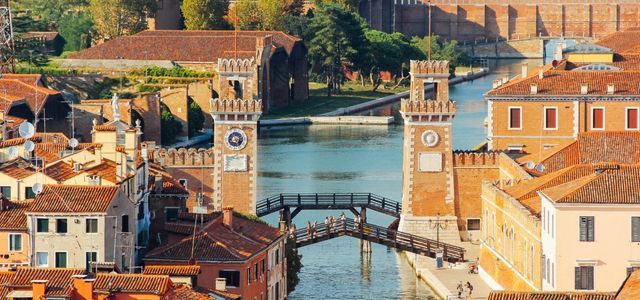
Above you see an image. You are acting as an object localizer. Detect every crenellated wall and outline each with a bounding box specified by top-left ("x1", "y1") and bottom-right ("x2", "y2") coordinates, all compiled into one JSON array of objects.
[{"x1": 360, "y1": 0, "x2": 640, "y2": 41}]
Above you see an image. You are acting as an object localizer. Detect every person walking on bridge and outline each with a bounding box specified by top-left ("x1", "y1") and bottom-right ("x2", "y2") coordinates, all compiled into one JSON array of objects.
[
  {"x1": 306, "y1": 221, "x2": 312, "y2": 240},
  {"x1": 340, "y1": 212, "x2": 346, "y2": 230},
  {"x1": 325, "y1": 217, "x2": 330, "y2": 234},
  {"x1": 354, "y1": 215, "x2": 361, "y2": 230}
]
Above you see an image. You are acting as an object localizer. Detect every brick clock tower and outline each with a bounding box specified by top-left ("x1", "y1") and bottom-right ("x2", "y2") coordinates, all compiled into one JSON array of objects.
[
  {"x1": 210, "y1": 58, "x2": 262, "y2": 214},
  {"x1": 399, "y1": 60, "x2": 459, "y2": 243}
]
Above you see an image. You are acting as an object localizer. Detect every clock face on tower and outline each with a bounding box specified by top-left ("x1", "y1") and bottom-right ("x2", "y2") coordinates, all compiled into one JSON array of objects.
[{"x1": 224, "y1": 128, "x2": 248, "y2": 151}]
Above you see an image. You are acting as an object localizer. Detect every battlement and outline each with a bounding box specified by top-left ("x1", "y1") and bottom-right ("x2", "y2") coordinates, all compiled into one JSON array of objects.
[
  {"x1": 151, "y1": 147, "x2": 214, "y2": 166},
  {"x1": 401, "y1": 98, "x2": 456, "y2": 114},
  {"x1": 210, "y1": 98, "x2": 262, "y2": 114},
  {"x1": 410, "y1": 60, "x2": 450, "y2": 77},
  {"x1": 453, "y1": 151, "x2": 500, "y2": 167},
  {"x1": 216, "y1": 58, "x2": 257, "y2": 74}
]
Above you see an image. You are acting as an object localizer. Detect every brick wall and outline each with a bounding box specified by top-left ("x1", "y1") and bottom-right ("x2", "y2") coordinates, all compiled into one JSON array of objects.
[{"x1": 364, "y1": 1, "x2": 640, "y2": 41}]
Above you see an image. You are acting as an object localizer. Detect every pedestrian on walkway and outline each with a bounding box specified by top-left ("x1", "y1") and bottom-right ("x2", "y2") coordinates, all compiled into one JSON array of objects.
[
  {"x1": 466, "y1": 281, "x2": 474, "y2": 298},
  {"x1": 354, "y1": 215, "x2": 361, "y2": 230},
  {"x1": 340, "y1": 212, "x2": 346, "y2": 230},
  {"x1": 312, "y1": 221, "x2": 318, "y2": 238},
  {"x1": 325, "y1": 217, "x2": 330, "y2": 234},
  {"x1": 306, "y1": 221, "x2": 311, "y2": 239},
  {"x1": 456, "y1": 281, "x2": 463, "y2": 299}
]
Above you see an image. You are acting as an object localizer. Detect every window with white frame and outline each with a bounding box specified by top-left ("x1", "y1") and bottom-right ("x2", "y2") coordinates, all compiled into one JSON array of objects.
[
  {"x1": 36, "y1": 252, "x2": 48, "y2": 267},
  {"x1": 508, "y1": 107, "x2": 522, "y2": 130},
  {"x1": 544, "y1": 107, "x2": 558, "y2": 130},
  {"x1": 8, "y1": 234, "x2": 21, "y2": 251}
]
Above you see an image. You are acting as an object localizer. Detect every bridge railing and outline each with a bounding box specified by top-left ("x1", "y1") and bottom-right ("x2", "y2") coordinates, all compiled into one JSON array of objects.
[
  {"x1": 293, "y1": 218, "x2": 465, "y2": 262},
  {"x1": 255, "y1": 193, "x2": 401, "y2": 216}
]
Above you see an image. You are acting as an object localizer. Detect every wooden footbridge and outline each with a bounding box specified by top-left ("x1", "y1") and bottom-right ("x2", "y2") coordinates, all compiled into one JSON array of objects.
[{"x1": 292, "y1": 218, "x2": 466, "y2": 262}]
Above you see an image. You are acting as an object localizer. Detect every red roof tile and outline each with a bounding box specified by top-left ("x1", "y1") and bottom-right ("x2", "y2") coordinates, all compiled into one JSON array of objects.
[
  {"x1": 488, "y1": 291, "x2": 614, "y2": 300},
  {"x1": 0, "y1": 200, "x2": 32, "y2": 230},
  {"x1": 83, "y1": 160, "x2": 118, "y2": 183},
  {"x1": 7, "y1": 267, "x2": 84, "y2": 297},
  {"x1": 172, "y1": 284, "x2": 219, "y2": 299},
  {"x1": 29, "y1": 185, "x2": 119, "y2": 213},
  {"x1": 595, "y1": 28, "x2": 640, "y2": 54},
  {"x1": 143, "y1": 265, "x2": 201, "y2": 276},
  {"x1": 0, "y1": 271, "x2": 14, "y2": 299},
  {"x1": 43, "y1": 160, "x2": 77, "y2": 182},
  {"x1": 0, "y1": 158, "x2": 38, "y2": 180},
  {"x1": 94, "y1": 273, "x2": 172, "y2": 295},
  {"x1": 616, "y1": 268, "x2": 640, "y2": 299},
  {"x1": 70, "y1": 30, "x2": 302, "y2": 62},
  {"x1": 94, "y1": 124, "x2": 117, "y2": 131},
  {"x1": 0, "y1": 79, "x2": 60, "y2": 114},
  {"x1": 22, "y1": 31, "x2": 59, "y2": 41}
]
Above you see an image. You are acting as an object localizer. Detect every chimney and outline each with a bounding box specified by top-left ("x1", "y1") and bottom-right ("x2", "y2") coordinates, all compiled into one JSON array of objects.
[
  {"x1": 502, "y1": 76, "x2": 508, "y2": 84},
  {"x1": 607, "y1": 84, "x2": 615, "y2": 95},
  {"x1": 72, "y1": 275, "x2": 94, "y2": 299},
  {"x1": 538, "y1": 68, "x2": 544, "y2": 79},
  {"x1": 154, "y1": 174, "x2": 163, "y2": 193},
  {"x1": 223, "y1": 206, "x2": 233, "y2": 228},
  {"x1": 521, "y1": 63, "x2": 528, "y2": 78},
  {"x1": 492, "y1": 80, "x2": 499, "y2": 89},
  {"x1": 31, "y1": 280, "x2": 48, "y2": 299},
  {"x1": 530, "y1": 83, "x2": 538, "y2": 95},
  {"x1": 215, "y1": 278, "x2": 227, "y2": 292},
  {"x1": 0, "y1": 197, "x2": 8, "y2": 211},
  {"x1": 580, "y1": 83, "x2": 589, "y2": 95},
  {"x1": 554, "y1": 44, "x2": 564, "y2": 61}
]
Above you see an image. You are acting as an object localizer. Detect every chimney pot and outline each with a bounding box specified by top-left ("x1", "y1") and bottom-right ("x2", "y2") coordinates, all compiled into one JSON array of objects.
[
  {"x1": 521, "y1": 63, "x2": 529, "y2": 78},
  {"x1": 607, "y1": 84, "x2": 615, "y2": 95},
  {"x1": 492, "y1": 80, "x2": 498, "y2": 89},
  {"x1": 530, "y1": 83, "x2": 538, "y2": 95},
  {"x1": 502, "y1": 76, "x2": 508, "y2": 84},
  {"x1": 538, "y1": 68, "x2": 544, "y2": 79},
  {"x1": 215, "y1": 278, "x2": 227, "y2": 292},
  {"x1": 580, "y1": 83, "x2": 588, "y2": 95},
  {"x1": 223, "y1": 206, "x2": 233, "y2": 228}
]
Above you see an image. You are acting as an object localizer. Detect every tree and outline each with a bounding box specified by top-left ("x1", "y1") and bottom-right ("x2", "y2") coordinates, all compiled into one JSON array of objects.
[
  {"x1": 160, "y1": 105, "x2": 183, "y2": 145},
  {"x1": 364, "y1": 29, "x2": 424, "y2": 90},
  {"x1": 187, "y1": 98, "x2": 204, "y2": 138},
  {"x1": 314, "y1": 0, "x2": 359, "y2": 11},
  {"x1": 235, "y1": 0, "x2": 285, "y2": 30},
  {"x1": 411, "y1": 35, "x2": 470, "y2": 76},
  {"x1": 58, "y1": 12, "x2": 93, "y2": 51},
  {"x1": 12, "y1": 0, "x2": 89, "y2": 30},
  {"x1": 181, "y1": 0, "x2": 229, "y2": 30},
  {"x1": 234, "y1": 0, "x2": 261, "y2": 30},
  {"x1": 286, "y1": 240, "x2": 302, "y2": 293},
  {"x1": 307, "y1": 4, "x2": 369, "y2": 96},
  {"x1": 282, "y1": 14, "x2": 310, "y2": 38},
  {"x1": 89, "y1": 0, "x2": 157, "y2": 41}
]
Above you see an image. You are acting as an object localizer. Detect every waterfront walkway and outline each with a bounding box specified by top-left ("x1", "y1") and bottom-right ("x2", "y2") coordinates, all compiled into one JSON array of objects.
[
  {"x1": 406, "y1": 242, "x2": 491, "y2": 299},
  {"x1": 293, "y1": 218, "x2": 466, "y2": 263}
]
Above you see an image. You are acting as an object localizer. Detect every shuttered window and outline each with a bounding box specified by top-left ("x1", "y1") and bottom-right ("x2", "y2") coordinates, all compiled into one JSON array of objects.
[
  {"x1": 632, "y1": 217, "x2": 640, "y2": 242},
  {"x1": 627, "y1": 108, "x2": 639, "y2": 130},
  {"x1": 579, "y1": 216, "x2": 595, "y2": 242},
  {"x1": 592, "y1": 108, "x2": 604, "y2": 130},
  {"x1": 509, "y1": 107, "x2": 521, "y2": 129},
  {"x1": 545, "y1": 107, "x2": 557, "y2": 129},
  {"x1": 575, "y1": 266, "x2": 594, "y2": 290}
]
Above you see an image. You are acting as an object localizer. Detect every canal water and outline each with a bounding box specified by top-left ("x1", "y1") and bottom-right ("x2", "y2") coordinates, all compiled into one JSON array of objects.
[{"x1": 223, "y1": 59, "x2": 541, "y2": 299}]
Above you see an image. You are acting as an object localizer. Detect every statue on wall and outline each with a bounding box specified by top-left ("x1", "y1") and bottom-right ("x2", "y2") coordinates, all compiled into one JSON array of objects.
[{"x1": 111, "y1": 93, "x2": 120, "y2": 121}]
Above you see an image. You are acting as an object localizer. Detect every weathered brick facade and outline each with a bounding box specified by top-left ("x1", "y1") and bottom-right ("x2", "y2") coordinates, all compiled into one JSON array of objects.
[{"x1": 360, "y1": 1, "x2": 640, "y2": 41}]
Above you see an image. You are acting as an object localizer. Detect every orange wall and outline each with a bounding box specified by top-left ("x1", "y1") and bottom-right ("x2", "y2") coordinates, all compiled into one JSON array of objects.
[{"x1": 0, "y1": 231, "x2": 30, "y2": 269}]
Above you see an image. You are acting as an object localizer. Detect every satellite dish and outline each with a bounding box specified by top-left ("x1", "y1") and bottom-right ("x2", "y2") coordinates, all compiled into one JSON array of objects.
[
  {"x1": 24, "y1": 141, "x2": 35, "y2": 152},
  {"x1": 69, "y1": 138, "x2": 79, "y2": 148},
  {"x1": 526, "y1": 161, "x2": 535, "y2": 169},
  {"x1": 535, "y1": 164, "x2": 546, "y2": 173},
  {"x1": 32, "y1": 183, "x2": 43, "y2": 195},
  {"x1": 18, "y1": 122, "x2": 35, "y2": 139},
  {"x1": 8, "y1": 146, "x2": 18, "y2": 158}
]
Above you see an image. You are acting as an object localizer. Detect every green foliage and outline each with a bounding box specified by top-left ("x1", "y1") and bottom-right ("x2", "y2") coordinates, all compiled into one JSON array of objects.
[
  {"x1": 286, "y1": 239, "x2": 303, "y2": 293},
  {"x1": 181, "y1": 0, "x2": 229, "y2": 30},
  {"x1": 187, "y1": 98, "x2": 204, "y2": 138},
  {"x1": 11, "y1": 12, "x2": 48, "y2": 33},
  {"x1": 14, "y1": 66, "x2": 78, "y2": 75},
  {"x1": 234, "y1": 0, "x2": 261, "y2": 30},
  {"x1": 12, "y1": 0, "x2": 89, "y2": 30},
  {"x1": 410, "y1": 36, "x2": 471, "y2": 75},
  {"x1": 89, "y1": 0, "x2": 156, "y2": 40},
  {"x1": 282, "y1": 14, "x2": 310, "y2": 38},
  {"x1": 14, "y1": 39, "x2": 50, "y2": 67},
  {"x1": 130, "y1": 66, "x2": 213, "y2": 78},
  {"x1": 307, "y1": 4, "x2": 369, "y2": 96},
  {"x1": 235, "y1": 0, "x2": 286, "y2": 30},
  {"x1": 314, "y1": 0, "x2": 359, "y2": 11},
  {"x1": 58, "y1": 12, "x2": 93, "y2": 51},
  {"x1": 137, "y1": 85, "x2": 162, "y2": 93},
  {"x1": 160, "y1": 105, "x2": 183, "y2": 145}
]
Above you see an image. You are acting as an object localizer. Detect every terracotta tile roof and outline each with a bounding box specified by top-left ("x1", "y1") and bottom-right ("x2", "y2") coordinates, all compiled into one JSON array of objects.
[
  {"x1": 83, "y1": 160, "x2": 118, "y2": 183},
  {"x1": 0, "y1": 158, "x2": 38, "y2": 180},
  {"x1": 487, "y1": 70, "x2": 640, "y2": 96},
  {"x1": 0, "y1": 133, "x2": 70, "y2": 149},
  {"x1": 616, "y1": 268, "x2": 640, "y2": 299},
  {"x1": 7, "y1": 267, "x2": 84, "y2": 297},
  {"x1": 164, "y1": 222, "x2": 196, "y2": 235},
  {"x1": 35, "y1": 142, "x2": 96, "y2": 163},
  {"x1": 143, "y1": 265, "x2": 201, "y2": 276},
  {"x1": 488, "y1": 291, "x2": 614, "y2": 300},
  {"x1": 0, "y1": 271, "x2": 14, "y2": 299},
  {"x1": 94, "y1": 124, "x2": 117, "y2": 131},
  {"x1": 22, "y1": 31, "x2": 59, "y2": 41},
  {"x1": 149, "y1": 164, "x2": 189, "y2": 195},
  {"x1": 531, "y1": 132, "x2": 640, "y2": 175},
  {"x1": 172, "y1": 284, "x2": 219, "y2": 299},
  {"x1": 29, "y1": 185, "x2": 119, "y2": 213},
  {"x1": 93, "y1": 273, "x2": 172, "y2": 295},
  {"x1": 43, "y1": 160, "x2": 77, "y2": 182},
  {"x1": 146, "y1": 213, "x2": 282, "y2": 263},
  {"x1": 0, "y1": 78, "x2": 61, "y2": 114},
  {"x1": 0, "y1": 200, "x2": 32, "y2": 230},
  {"x1": 595, "y1": 28, "x2": 640, "y2": 54},
  {"x1": 0, "y1": 74, "x2": 43, "y2": 86},
  {"x1": 542, "y1": 164, "x2": 640, "y2": 205},
  {"x1": 70, "y1": 30, "x2": 302, "y2": 62}
]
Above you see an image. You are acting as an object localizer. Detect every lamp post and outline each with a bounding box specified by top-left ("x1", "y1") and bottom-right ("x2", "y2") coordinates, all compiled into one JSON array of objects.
[{"x1": 430, "y1": 213, "x2": 447, "y2": 245}]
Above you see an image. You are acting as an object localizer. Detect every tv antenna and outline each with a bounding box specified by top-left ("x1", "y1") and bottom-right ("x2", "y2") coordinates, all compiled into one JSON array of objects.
[{"x1": 0, "y1": 0, "x2": 14, "y2": 73}]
